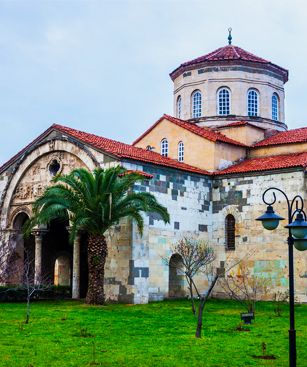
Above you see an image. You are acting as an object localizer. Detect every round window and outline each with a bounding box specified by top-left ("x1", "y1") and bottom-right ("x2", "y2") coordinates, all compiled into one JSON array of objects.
[{"x1": 49, "y1": 159, "x2": 61, "y2": 176}]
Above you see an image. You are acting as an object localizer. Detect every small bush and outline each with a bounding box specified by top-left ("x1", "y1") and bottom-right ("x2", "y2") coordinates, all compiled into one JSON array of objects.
[{"x1": 0, "y1": 285, "x2": 71, "y2": 302}]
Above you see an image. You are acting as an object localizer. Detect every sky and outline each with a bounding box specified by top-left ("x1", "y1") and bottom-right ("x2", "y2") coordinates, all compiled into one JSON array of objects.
[{"x1": 0, "y1": 0, "x2": 307, "y2": 165}]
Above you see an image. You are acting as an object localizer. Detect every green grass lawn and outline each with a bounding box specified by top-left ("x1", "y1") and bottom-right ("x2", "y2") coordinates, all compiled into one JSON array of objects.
[{"x1": 0, "y1": 299, "x2": 306, "y2": 367}]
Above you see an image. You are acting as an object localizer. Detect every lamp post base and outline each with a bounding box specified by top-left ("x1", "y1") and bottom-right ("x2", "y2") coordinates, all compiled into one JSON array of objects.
[{"x1": 289, "y1": 329, "x2": 296, "y2": 367}]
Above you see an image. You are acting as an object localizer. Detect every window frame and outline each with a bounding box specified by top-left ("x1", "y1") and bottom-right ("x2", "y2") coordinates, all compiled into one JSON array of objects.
[
  {"x1": 272, "y1": 93, "x2": 279, "y2": 121},
  {"x1": 160, "y1": 138, "x2": 168, "y2": 157},
  {"x1": 217, "y1": 87, "x2": 231, "y2": 116},
  {"x1": 178, "y1": 141, "x2": 184, "y2": 162},
  {"x1": 225, "y1": 214, "x2": 236, "y2": 251},
  {"x1": 176, "y1": 95, "x2": 182, "y2": 118},
  {"x1": 247, "y1": 88, "x2": 259, "y2": 117},
  {"x1": 191, "y1": 90, "x2": 202, "y2": 118}
]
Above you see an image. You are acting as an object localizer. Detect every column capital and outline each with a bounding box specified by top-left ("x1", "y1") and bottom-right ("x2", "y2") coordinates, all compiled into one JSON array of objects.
[
  {"x1": 66, "y1": 227, "x2": 83, "y2": 238},
  {"x1": 31, "y1": 228, "x2": 48, "y2": 237}
]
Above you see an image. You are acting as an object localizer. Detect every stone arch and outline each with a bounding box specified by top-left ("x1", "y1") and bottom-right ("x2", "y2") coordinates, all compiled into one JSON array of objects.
[
  {"x1": 1, "y1": 139, "x2": 99, "y2": 229},
  {"x1": 9, "y1": 206, "x2": 32, "y2": 230},
  {"x1": 169, "y1": 253, "x2": 185, "y2": 298},
  {"x1": 10, "y1": 211, "x2": 35, "y2": 284},
  {"x1": 221, "y1": 205, "x2": 241, "y2": 222}
]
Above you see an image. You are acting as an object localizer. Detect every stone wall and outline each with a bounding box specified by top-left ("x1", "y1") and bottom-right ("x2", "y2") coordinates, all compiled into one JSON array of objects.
[
  {"x1": 123, "y1": 160, "x2": 212, "y2": 303},
  {"x1": 211, "y1": 170, "x2": 307, "y2": 302}
]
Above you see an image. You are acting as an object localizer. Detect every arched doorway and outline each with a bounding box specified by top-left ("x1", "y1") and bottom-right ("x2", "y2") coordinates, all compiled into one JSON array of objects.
[
  {"x1": 169, "y1": 253, "x2": 185, "y2": 298},
  {"x1": 43, "y1": 219, "x2": 71, "y2": 285},
  {"x1": 11, "y1": 212, "x2": 35, "y2": 284}
]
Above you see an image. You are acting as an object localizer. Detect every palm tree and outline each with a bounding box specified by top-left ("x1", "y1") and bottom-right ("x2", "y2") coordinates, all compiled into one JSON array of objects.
[{"x1": 25, "y1": 166, "x2": 170, "y2": 304}]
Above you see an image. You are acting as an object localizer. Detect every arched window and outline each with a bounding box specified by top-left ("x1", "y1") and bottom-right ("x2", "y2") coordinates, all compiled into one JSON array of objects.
[
  {"x1": 177, "y1": 96, "x2": 182, "y2": 118},
  {"x1": 161, "y1": 138, "x2": 168, "y2": 157},
  {"x1": 218, "y1": 88, "x2": 230, "y2": 115},
  {"x1": 178, "y1": 141, "x2": 184, "y2": 162},
  {"x1": 272, "y1": 93, "x2": 279, "y2": 121},
  {"x1": 191, "y1": 90, "x2": 202, "y2": 118},
  {"x1": 225, "y1": 214, "x2": 235, "y2": 250},
  {"x1": 247, "y1": 89, "x2": 259, "y2": 117}
]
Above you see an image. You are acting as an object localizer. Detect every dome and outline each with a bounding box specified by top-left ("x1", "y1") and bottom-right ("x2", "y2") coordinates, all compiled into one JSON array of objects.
[{"x1": 170, "y1": 44, "x2": 288, "y2": 83}]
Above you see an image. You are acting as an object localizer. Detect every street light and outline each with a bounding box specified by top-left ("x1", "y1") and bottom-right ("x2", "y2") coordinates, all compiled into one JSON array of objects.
[
  {"x1": 256, "y1": 187, "x2": 307, "y2": 367},
  {"x1": 256, "y1": 205, "x2": 284, "y2": 230}
]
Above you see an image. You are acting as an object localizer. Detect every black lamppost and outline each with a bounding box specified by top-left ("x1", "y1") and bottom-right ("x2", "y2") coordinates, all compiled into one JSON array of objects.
[{"x1": 256, "y1": 187, "x2": 307, "y2": 367}]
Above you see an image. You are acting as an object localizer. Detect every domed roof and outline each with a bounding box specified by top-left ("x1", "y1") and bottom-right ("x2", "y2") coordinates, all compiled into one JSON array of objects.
[{"x1": 170, "y1": 44, "x2": 288, "y2": 83}]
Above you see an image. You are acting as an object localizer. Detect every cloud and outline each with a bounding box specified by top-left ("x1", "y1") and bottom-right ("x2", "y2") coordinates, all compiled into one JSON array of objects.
[{"x1": 0, "y1": 0, "x2": 307, "y2": 164}]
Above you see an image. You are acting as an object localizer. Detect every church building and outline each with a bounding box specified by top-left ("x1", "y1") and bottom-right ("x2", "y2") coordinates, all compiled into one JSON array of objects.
[{"x1": 1, "y1": 34, "x2": 307, "y2": 303}]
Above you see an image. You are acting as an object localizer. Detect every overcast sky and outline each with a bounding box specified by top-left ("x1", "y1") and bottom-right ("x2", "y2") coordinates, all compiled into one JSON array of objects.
[{"x1": 0, "y1": 0, "x2": 307, "y2": 164}]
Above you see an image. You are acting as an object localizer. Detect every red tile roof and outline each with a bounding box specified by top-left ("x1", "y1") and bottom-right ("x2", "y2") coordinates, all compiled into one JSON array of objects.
[
  {"x1": 53, "y1": 124, "x2": 213, "y2": 175},
  {"x1": 254, "y1": 127, "x2": 307, "y2": 147},
  {"x1": 170, "y1": 45, "x2": 288, "y2": 82},
  {"x1": 215, "y1": 152, "x2": 307, "y2": 175},
  {"x1": 133, "y1": 114, "x2": 247, "y2": 147},
  {"x1": 216, "y1": 121, "x2": 266, "y2": 130},
  {"x1": 0, "y1": 124, "x2": 212, "y2": 176},
  {"x1": 118, "y1": 170, "x2": 153, "y2": 179},
  {"x1": 183, "y1": 45, "x2": 269, "y2": 65}
]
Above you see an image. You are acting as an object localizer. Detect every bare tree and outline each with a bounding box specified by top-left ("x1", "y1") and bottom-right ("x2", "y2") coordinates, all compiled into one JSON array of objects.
[
  {"x1": 220, "y1": 261, "x2": 271, "y2": 314},
  {"x1": 2, "y1": 249, "x2": 52, "y2": 324},
  {"x1": 20, "y1": 254, "x2": 52, "y2": 324},
  {"x1": 164, "y1": 238, "x2": 217, "y2": 338},
  {"x1": 164, "y1": 239, "x2": 252, "y2": 338}
]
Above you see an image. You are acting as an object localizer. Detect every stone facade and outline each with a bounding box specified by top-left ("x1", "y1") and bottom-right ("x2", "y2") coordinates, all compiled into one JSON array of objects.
[{"x1": 211, "y1": 170, "x2": 307, "y2": 302}]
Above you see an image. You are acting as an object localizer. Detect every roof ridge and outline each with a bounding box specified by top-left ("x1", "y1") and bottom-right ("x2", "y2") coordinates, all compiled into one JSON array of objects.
[{"x1": 231, "y1": 45, "x2": 240, "y2": 58}]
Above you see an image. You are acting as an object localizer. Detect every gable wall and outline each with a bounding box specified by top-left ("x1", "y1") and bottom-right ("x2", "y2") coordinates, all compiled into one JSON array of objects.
[
  {"x1": 134, "y1": 118, "x2": 217, "y2": 171},
  {"x1": 217, "y1": 125, "x2": 265, "y2": 146}
]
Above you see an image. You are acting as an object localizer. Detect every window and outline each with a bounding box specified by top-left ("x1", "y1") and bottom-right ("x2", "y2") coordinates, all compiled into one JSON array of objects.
[
  {"x1": 247, "y1": 89, "x2": 259, "y2": 117},
  {"x1": 177, "y1": 96, "x2": 182, "y2": 118},
  {"x1": 272, "y1": 93, "x2": 279, "y2": 121},
  {"x1": 49, "y1": 159, "x2": 61, "y2": 176},
  {"x1": 178, "y1": 141, "x2": 184, "y2": 162},
  {"x1": 225, "y1": 214, "x2": 235, "y2": 250},
  {"x1": 218, "y1": 88, "x2": 230, "y2": 115},
  {"x1": 192, "y1": 90, "x2": 202, "y2": 118},
  {"x1": 161, "y1": 138, "x2": 168, "y2": 157}
]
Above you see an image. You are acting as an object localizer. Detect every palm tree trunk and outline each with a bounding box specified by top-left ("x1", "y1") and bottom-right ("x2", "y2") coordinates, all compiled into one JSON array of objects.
[{"x1": 86, "y1": 234, "x2": 108, "y2": 305}]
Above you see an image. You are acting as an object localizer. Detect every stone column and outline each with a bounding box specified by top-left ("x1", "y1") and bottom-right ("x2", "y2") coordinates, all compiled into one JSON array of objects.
[
  {"x1": 32, "y1": 230, "x2": 46, "y2": 285},
  {"x1": 72, "y1": 233, "x2": 81, "y2": 299}
]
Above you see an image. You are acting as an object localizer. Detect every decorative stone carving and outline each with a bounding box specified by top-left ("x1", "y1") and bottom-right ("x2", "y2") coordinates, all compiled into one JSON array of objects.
[
  {"x1": 14, "y1": 184, "x2": 32, "y2": 200},
  {"x1": 32, "y1": 183, "x2": 44, "y2": 198},
  {"x1": 49, "y1": 140, "x2": 55, "y2": 151}
]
